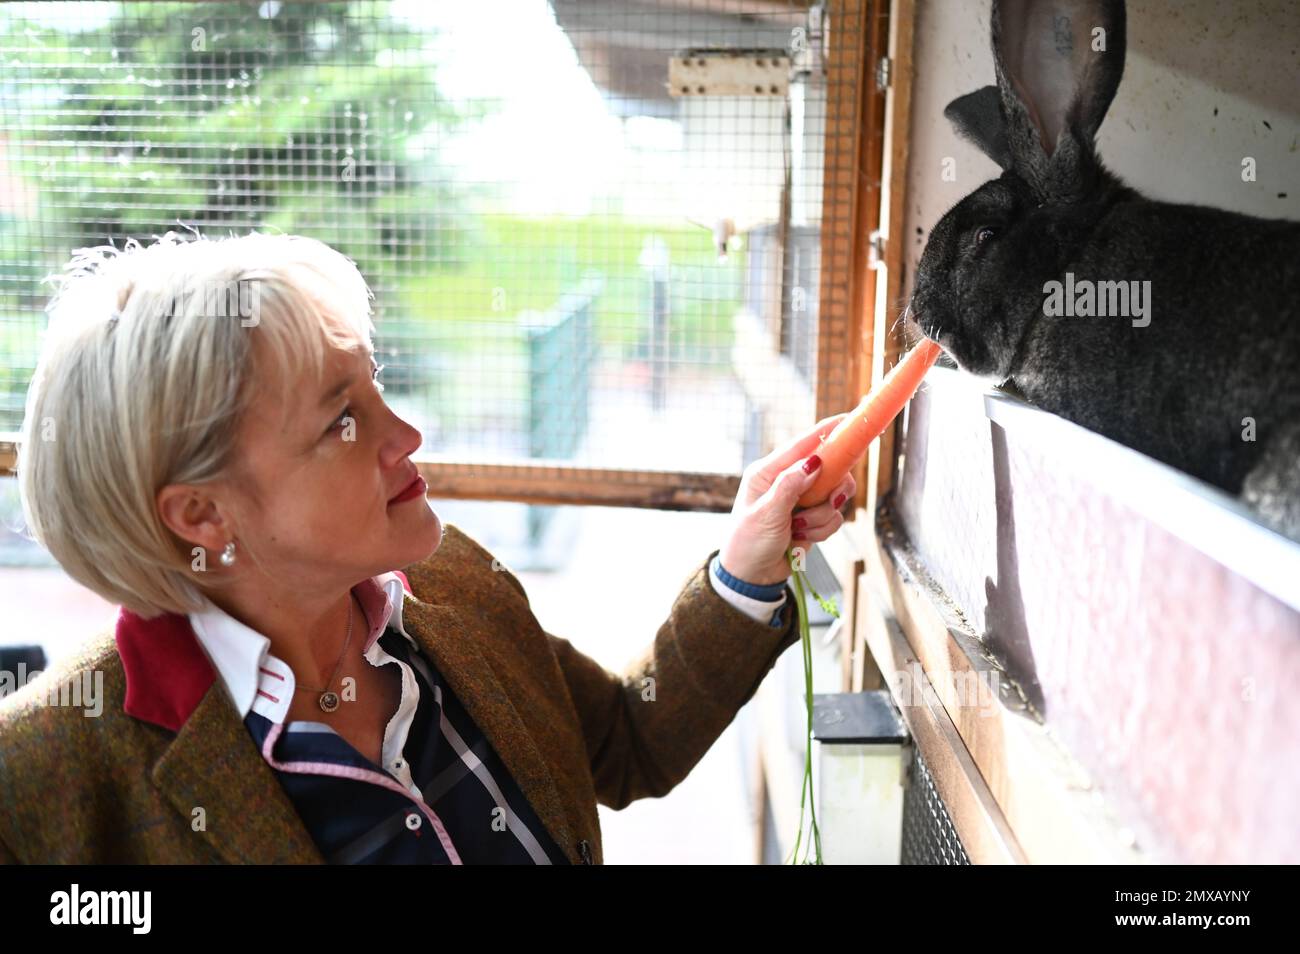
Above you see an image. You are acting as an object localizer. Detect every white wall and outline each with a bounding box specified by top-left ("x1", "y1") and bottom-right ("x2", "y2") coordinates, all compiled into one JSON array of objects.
[{"x1": 902, "y1": 0, "x2": 1300, "y2": 285}]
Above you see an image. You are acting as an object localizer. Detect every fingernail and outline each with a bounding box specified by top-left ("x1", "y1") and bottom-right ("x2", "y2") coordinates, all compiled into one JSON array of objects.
[
  {"x1": 833, "y1": 493, "x2": 846, "y2": 509},
  {"x1": 792, "y1": 517, "x2": 807, "y2": 531},
  {"x1": 793, "y1": 531, "x2": 807, "y2": 540},
  {"x1": 802, "y1": 454, "x2": 822, "y2": 475}
]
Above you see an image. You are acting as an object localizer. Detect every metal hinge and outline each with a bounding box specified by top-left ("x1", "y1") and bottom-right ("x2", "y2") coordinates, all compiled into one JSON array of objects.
[
  {"x1": 867, "y1": 228, "x2": 886, "y2": 270},
  {"x1": 804, "y1": 3, "x2": 827, "y2": 73},
  {"x1": 876, "y1": 55, "x2": 892, "y2": 90}
]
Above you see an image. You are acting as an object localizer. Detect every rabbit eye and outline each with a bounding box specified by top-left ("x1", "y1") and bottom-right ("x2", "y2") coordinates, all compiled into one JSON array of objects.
[{"x1": 975, "y1": 227, "x2": 996, "y2": 246}]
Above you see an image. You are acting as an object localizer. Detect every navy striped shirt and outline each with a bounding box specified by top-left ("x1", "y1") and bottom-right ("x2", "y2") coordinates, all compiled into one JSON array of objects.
[{"x1": 243, "y1": 624, "x2": 570, "y2": 864}]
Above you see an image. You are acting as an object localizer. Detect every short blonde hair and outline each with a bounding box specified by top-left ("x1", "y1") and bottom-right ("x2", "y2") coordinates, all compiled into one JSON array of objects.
[{"x1": 18, "y1": 230, "x2": 376, "y2": 619}]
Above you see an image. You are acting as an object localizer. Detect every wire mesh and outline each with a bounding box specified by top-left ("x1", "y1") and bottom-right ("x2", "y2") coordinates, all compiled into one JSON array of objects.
[
  {"x1": 901, "y1": 743, "x2": 972, "y2": 865},
  {"x1": 0, "y1": 0, "x2": 863, "y2": 485}
]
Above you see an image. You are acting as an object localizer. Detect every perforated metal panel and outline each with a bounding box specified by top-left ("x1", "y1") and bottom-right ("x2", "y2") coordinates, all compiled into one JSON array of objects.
[{"x1": 901, "y1": 744, "x2": 970, "y2": 865}]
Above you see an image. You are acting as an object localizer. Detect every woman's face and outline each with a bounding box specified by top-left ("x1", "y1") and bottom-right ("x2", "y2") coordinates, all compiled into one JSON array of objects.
[{"x1": 216, "y1": 342, "x2": 442, "y2": 590}]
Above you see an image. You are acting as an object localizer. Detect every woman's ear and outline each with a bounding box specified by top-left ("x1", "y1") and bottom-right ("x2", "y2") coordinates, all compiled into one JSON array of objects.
[
  {"x1": 156, "y1": 484, "x2": 228, "y2": 559},
  {"x1": 990, "y1": 0, "x2": 1127, "y2": 201}
]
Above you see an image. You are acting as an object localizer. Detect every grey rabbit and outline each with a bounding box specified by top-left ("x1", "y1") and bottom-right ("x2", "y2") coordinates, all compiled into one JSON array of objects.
[{"x1": 909, "y1": 0, "x2": 1300, "y2": 541}]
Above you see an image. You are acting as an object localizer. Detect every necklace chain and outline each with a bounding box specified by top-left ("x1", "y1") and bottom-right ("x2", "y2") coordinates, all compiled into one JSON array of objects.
[{"x1": 292, "y1": 593, "x2": 356, "y2": 713}]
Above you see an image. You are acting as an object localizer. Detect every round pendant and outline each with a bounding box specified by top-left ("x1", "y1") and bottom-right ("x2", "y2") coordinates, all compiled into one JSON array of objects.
[{"x1": 318, "y1": 691, "x2": 340, "y2": 713}]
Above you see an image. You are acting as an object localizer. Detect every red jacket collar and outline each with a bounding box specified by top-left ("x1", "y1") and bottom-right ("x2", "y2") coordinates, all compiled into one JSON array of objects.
[{"x1": 115, "y1": 570, "x2": 411, "y2": 733}]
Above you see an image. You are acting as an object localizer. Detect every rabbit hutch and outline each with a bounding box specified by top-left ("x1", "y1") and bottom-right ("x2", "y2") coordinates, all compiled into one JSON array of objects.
[
  {"x1": 0, "y1": 0, "x2": 1295, "y2": 870},
  {"x1": 747, "y1": 0, "x2": 1300, "y2": 866}
]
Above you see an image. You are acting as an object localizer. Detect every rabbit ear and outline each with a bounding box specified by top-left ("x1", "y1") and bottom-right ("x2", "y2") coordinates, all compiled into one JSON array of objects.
[
  {"x1": 944, "y1": 86, "x2": 1014, "y2": 171},
  {"x1": 991, "y1": 0, "x2": 1126, "y2": 201}
]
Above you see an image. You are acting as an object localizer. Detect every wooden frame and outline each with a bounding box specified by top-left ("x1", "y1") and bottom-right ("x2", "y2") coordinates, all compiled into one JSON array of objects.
[
  {"x1": 808, "y1": 0, "x2": 915, "y2": 692},
  {"x1": 863, "y1": 0, "x2": 915, "y2": 514},
  {"x1": 391, "y1": 458, "x2": 742, "y2": 511},
  {"x1": 0, "y1": 440, "x2": 753, "y2": 510},
  {"x1": 814, "y1": 0, "x2": 883, "y2": 441}
]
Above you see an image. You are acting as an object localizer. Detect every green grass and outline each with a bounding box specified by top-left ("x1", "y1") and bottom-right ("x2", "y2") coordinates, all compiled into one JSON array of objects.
[{"x1": 395, "y1": 214, "x2": 747, "y2": 360}]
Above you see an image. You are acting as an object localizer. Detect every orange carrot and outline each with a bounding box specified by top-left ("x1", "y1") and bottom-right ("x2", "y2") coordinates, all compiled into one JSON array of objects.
[{"x1": 797, "y1": 338, "x2": 942, "y2": 509}]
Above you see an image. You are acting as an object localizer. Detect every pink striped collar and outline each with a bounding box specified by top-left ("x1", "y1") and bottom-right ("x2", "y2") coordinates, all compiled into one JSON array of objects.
[{"x1": 115, "y1": 570, "x2": 412, "y2": 732}]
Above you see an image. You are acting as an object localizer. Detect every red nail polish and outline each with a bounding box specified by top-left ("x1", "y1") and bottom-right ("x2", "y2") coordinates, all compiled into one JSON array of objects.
[
  {"x1": 792, "y1": 517, "x2": 807, "y2": 531},
  {"x1": 802, "y1": 454, "x2": 822, "y2": 475},
  {"x1": 793, "y1": 531, "x2": 807, "y2": 540},
  {"x1": 833, "y1": 493, "x2": 846, "y2": 509}
]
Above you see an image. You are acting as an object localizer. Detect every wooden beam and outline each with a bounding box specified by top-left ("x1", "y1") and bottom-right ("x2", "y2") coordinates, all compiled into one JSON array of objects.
[
  {"x1": 0, "y1": 434, "x2": 741, "y2": 512},
  {"x1": 417, "y1": 459, "x2": 740, "y2": 511},
  {"x1": 813, "y1": 0, "x2": 914, "y2": 692},
  {"x1": 815, "y1": 0, "x2": 879, "y2": 443},
  {"x1": 865, "y1": 0, "x2": 917, "y2": 513}
]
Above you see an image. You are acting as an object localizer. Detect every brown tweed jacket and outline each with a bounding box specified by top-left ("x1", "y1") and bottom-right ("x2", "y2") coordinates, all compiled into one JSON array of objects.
[{"x1": 0, "y1": 523, "x2": 800, "y2": 864}]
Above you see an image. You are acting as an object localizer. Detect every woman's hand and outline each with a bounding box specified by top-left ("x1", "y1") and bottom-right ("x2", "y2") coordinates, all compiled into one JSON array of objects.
[{"x1": 717, "y1": 413, "x2": 857, "y2": 587}]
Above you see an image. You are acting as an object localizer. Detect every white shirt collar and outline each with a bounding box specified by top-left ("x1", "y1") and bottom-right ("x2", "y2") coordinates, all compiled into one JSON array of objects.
[{"x1": 188, "y1": 571, "x2": 414, "y2": 724}]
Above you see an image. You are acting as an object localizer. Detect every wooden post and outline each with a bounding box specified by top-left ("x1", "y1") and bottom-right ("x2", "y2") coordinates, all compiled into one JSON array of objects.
[{"x1": 865, "y1": 0, "x2": 918, "y2": 515}]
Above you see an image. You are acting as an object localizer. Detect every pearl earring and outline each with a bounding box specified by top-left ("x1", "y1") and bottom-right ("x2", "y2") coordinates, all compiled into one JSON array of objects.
[{"x1": 219, "y1": 541, "x2": 237, "y2": 567}]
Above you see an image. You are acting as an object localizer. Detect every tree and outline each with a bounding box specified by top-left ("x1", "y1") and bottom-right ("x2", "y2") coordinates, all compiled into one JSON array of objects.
[{"x1": 0, "y1": 0, "x2": 481, "y2": 308}]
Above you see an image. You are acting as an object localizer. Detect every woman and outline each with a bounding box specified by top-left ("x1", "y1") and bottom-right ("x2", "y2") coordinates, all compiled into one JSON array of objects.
[{"x1": 0, "y1": 231, "x2": 854, "y2": 864}]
